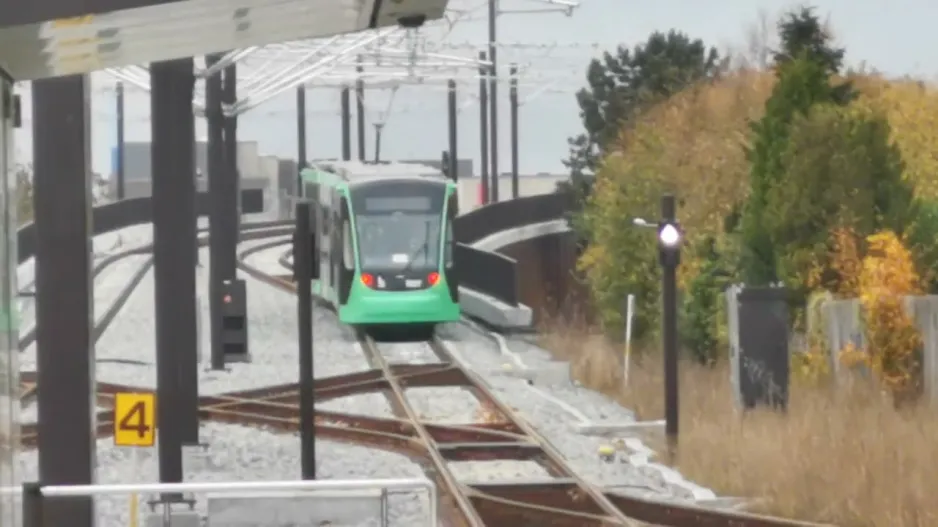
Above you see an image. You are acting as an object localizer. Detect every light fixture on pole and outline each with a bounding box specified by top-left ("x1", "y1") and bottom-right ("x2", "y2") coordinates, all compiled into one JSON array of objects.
[
  {"x1": 659, "y1": 223, "x2": 681, "y2": 248},
  {"x1": 631, "y1": 195, "x2": 683, "y2": 461}
]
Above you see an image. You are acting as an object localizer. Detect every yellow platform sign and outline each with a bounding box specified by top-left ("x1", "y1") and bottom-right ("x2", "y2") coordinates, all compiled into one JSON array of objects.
[{"x1": 113, "y1": 392, "x2": 155, "y2": 447}]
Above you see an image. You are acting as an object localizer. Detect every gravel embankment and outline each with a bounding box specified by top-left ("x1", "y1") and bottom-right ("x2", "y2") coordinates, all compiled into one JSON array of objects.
[
  {"x1": 438, "y1": 322, "x2": 699, "y2": 501},
  {"x1": 18, "y1": 423, "x2": 431, "y2": 527},
  {"x1": 18, "y1": 236, "x2": 703, "y2": 527},
  {"x1": 17, "y1": 224, "x2": 156, "y2": 346},
  {"x1": 19, "y1": 240, "x2": 430, "y2": 526}
]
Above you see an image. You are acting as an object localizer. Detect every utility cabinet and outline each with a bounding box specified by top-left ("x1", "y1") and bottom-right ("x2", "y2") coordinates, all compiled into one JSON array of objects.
[{"x1": 727, "y1": 285, "x2": 790, "y2": 411}]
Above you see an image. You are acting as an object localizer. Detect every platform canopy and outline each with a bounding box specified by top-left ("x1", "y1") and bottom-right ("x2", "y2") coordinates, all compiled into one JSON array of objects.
[{"x1": 0, "y1": 0, "x2": 449, "y2": 80}]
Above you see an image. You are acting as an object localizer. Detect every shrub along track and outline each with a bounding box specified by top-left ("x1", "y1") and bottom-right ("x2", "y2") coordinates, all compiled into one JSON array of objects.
[
  {"x1": 224, "y1": 238, "x2": 828, "y2": 527},
  {"x1": 18, "y1": 220, "x2": 294, "y2": 440}
]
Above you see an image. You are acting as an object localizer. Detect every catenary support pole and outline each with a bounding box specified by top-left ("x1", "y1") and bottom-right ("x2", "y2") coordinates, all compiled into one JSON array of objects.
[
  {"x1": 356, "y1": 57, "x2": 366, "y2": 161},
  {"x1": 373, "y1": 123, "x2": 383, "y2": 162},
  {"x1": 183, "y1": 63, "x2": 200, "y2": 443},
  {"x1": 296, "y1": 85, "x2": 307, "y2": 192},
  {"x1": 206, "y1": 54, "x2": 227, "y2": 371},
  {"x1": 509, "y1": 63, "x2": 519, "y2": 199},
  {"x1": 222, "y1": 61, "x2": 240, "y2": 280},
  {"x1": 33, "y1": 73, "x2": 95, "y2": 527},
  {"x1": 341, "y1": 86, "x2": 352, "y2": 160},
  {"x1": 150, "y1": 57, "x2": 199, "y2": 478},
  {"x1": 487, "y1": 0, "x2": 500, "y2": 203},
  {"x1": 115, "y1": 81, "x2": 126, "y2": 200},
  {"x1": 447, "y1": 79, "x2": 458, "y2": 183},
  {"x1": 478, "y1": 51, "x2": 489, "y2": 206},
  {"x1": 295, "y1": 202, "x2": 316, "y2": 479}
]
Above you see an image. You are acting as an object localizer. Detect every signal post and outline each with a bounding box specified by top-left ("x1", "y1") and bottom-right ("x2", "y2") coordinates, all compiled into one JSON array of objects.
[{"x1": 113, "y1": 392, "x2": 156, "y2": 527}]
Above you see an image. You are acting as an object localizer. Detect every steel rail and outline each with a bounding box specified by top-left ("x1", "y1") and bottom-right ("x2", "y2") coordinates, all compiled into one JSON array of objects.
[
  {"x1": 359, "y1": 333, "x2": 485, "y2": 527},
  {"x1": 422, "y1": 337, "x2": 642, "y2": 526}
]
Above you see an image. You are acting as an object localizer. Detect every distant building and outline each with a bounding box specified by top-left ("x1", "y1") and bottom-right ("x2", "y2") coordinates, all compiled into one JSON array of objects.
[{"x1": 109, "y1": 141, "x2": 273, "y2": 210}]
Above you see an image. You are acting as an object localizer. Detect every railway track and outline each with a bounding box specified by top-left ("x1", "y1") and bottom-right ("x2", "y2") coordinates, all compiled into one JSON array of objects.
[
  {"x1": 232, "y1": 238, "x2": 828, "y2": 527},
  {"x1": 18, "y1": 221, "x2": 294, "y2": 437},
  {"x1": 16, "y1": 229, "x2": 829, "y2": 526}
]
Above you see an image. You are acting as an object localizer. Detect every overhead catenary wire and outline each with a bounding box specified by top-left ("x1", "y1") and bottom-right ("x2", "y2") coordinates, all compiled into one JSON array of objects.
[{"x1": 16, "y1": 0, "x2": 591, "y2": 133}]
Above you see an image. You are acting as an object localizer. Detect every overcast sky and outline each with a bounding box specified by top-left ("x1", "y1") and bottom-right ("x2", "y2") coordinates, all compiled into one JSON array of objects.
[{"x1": 13, "y1": 0, "x2": 938, "y2": 177}]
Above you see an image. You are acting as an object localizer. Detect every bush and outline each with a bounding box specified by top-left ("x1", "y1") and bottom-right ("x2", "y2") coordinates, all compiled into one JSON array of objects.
[
  {"x1": 578, "y1": 71, "x2": 773, "y2": 341},
  {"x1": 839, "y1": 231, "x2": 924, "y2": 404},
  {"x1": 739, "y1": 57, "x2": 847, "y2": 286},
  {"x1": 680, "y1": 236, "x2": 731, "y2": 364},
  {"x1": 579, "y1": 66, "x2": 938, "y2": 357},
  {"x1": 763, "y1": 103, "x2": 911, "y2": 297},
  {"x1": 577, "y1": 154, "x2": 661, "y2": 340},
  {"x1": 851, "y1": 76, "x2": 938, "y2": 199},
  {"x1": 903, "y1": 198, "x2": 938, "y2": 292}
]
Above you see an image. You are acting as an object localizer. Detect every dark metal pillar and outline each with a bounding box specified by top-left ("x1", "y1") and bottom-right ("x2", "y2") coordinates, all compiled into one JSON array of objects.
[
  {"x1": 658, "y1": 194, "x2": 680, "y2": 458},
  {"x1": 296, "y1": 85, "x2": 307, "y2": 192},
  {"x1": 150, "y1": 57, "x2": 199, "y2": 478},
  {"x1": 341, "y1": 86, "x2": 351, "y2": 160},
  {"x1": 22, "y1": 481, "x2": 43, "y2": 527},
  {"x1": 373, "y1": 123, "x2": 383, "y2": 162},
  {"x1": 295, "y1": 202, "x2": 316, "y2": 479},
  {"x1": 447, "y1": 79, "x2": 458, "y2": 183},
  {"x1": 509, "y1": 63, "x2": 519, "y2": 199},
  {"x1": 355, "y1": 58, "x2": 366, "y2": 161},
  {"x1": 487, "y1": 0, "x2": 499, "y2": 203},
  {"x1": 206, "y1": 54, "x2": 227, "y2": 372},
  {"x1": 115, "y1": 81, "x2": 126, "y2": 200},
  {"x1": 478, "y1": 51, "x2": 489, "y2": 206},
  {"x1": 222, "y1": 62, "x2": 240, "y2": 280},
  {"x1": 33, "y1": 73, "x2": 94, "y2": 527}
]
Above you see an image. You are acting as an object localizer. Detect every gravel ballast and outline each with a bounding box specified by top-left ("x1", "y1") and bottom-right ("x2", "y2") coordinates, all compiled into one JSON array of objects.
[
  {"x1": 438, "y1": 322, "x2": 700, "y2": 501},
  {"x1": 17, "y1": 235, "x2": 701, "y2": 527},
  {"x1": 19, "y1": 422, "x2": 431, "y2": 527}
]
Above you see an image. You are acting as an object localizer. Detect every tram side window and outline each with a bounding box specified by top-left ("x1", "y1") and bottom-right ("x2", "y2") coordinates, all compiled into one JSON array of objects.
[
  {"x1": 445, "y1": 220, "x2": 454, "y2": 269},
  {"x1": 321, "y1": 204, "x2": 330, "y2": 236},
  {"x1": 342, "y1": 220, "x2": 354, "y2": 270}
]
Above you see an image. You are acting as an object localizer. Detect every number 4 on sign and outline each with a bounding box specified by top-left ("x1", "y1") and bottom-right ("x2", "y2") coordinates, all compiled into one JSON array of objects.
[{"x1": 113, "y1": 393, "x2": 156, "y2": 447}]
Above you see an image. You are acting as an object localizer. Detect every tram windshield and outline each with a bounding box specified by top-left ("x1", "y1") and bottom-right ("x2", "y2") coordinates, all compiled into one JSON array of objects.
[{"x1": 350, "y1": 181, "x2": 448, "y2": 271}]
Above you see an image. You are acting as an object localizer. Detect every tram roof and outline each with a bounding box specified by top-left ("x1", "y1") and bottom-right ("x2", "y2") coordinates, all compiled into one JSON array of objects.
[{"x1": 310, "y1": 160, "x2": 446, "y2": 182}]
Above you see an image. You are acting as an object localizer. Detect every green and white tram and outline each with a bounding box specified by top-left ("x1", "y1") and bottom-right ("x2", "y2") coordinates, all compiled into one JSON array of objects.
[{"x1": 297, "y1": 160, "x2": 460, "y2": 340}]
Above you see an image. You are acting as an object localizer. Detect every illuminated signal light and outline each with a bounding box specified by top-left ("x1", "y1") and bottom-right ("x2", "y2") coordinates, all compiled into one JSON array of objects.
[
  {"x1": 360, "y1": 273, "x2": 375, "y2": 288},
  {"x1": 223, "y1": 294, "x2": 232, "y2": 304},
  {"x1": 427, "y1": 272, "x2": 440, "y2": 286}
]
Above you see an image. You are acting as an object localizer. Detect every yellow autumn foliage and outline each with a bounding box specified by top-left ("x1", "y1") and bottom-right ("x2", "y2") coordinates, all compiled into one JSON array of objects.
[
  {"x1": 850, "y1": 231, "x2": 923, "y2": 403},
  {"x1": 578, "y1": 70, "x2": 775, "y2": 333},
  {"x1": 581, "y1": 66, "x2": 938, "y2": 339},
  {"x1": 851, "y1": 75, "x2": 938, "y2": 199},
  {"x1": 611, "y1": 70, "x2": 774, "y2": 243},
  {"x1": 798, "y1": 228, "x2": 924, "y2": 402}
]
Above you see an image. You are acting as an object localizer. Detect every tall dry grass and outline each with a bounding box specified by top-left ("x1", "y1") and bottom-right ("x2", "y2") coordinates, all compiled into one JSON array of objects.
[{"x1": 540, "y1": 321, "x2": 938, "y2": 527}]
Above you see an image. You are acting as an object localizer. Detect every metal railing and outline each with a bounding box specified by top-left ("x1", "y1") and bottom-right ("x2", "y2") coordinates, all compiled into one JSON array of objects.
[{"x1": 16, "y1": 477, "x2": 437, "y2": 527}]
